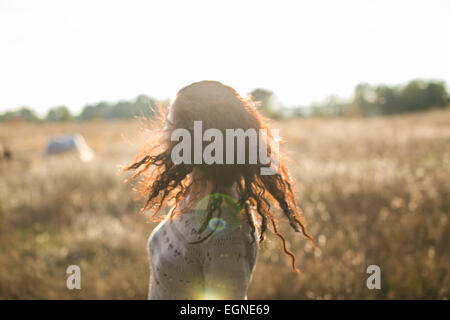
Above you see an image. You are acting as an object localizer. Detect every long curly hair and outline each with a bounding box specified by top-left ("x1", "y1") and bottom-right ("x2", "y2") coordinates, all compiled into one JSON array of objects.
[{"x1": 125, "y1": 80, "x2": 315, "y2": 273}]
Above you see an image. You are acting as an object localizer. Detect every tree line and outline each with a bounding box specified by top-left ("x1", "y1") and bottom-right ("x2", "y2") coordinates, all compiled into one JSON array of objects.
[
  {"x1": 0, "y1": 79, "x2": 448, "y2": 122},
  {"x1": 295, "y1": 79, "x2": 449, "y2": 118},
  {"x1": 0, "y1": 95, "x2": 162, "y2": 123}
]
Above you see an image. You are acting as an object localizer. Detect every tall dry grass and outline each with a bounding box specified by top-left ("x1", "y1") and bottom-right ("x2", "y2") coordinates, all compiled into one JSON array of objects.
[{"x1": 0, "y1": 111, "x2": 448, "y2": 299}]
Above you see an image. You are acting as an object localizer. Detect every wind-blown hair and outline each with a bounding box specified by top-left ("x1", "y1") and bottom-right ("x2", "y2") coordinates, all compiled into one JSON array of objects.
[{"x1": 125, "y1": 80, "x2": 315, "y2": 273}]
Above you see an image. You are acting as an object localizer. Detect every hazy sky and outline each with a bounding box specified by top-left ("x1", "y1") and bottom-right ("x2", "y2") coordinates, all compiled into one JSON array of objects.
[{"x1": 1, "y1": 0, "x2": 449, "y2": 114}]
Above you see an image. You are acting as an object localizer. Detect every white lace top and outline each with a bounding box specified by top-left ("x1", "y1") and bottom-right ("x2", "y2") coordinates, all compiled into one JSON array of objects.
[{"x1": 147, "y1": 205, "x2": 258, "y2": 300}]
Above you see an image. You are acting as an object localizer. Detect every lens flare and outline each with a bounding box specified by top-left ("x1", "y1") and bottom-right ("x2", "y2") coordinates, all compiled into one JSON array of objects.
[
  {"x1": 197, "y1": 289, "x2": 221, "y2": 300},
  {"x1": 194, "y1": 193, "x2": 241, "y2": 236},
  {"x1": 208, "y1": 217, "x2": 227, "y2": 232}
]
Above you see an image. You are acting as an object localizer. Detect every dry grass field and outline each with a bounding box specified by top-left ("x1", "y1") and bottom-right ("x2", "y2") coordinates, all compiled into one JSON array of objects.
[{"x1": 0, "y1": 110, "x2": 449, "y2": 299}]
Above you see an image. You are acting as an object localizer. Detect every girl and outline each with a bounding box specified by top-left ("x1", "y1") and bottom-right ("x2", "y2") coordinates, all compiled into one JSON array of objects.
[{"x1": 126, "y1": 81, "x2": 314, "y2": 299}]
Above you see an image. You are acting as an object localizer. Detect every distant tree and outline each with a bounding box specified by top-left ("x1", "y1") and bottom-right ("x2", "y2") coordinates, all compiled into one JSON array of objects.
[
  {"x1": 78, "y1": 102, "x2": 111, "y2": 121},
  {"x1": 78, "y1": 95, "x2": 158, "y2": 121},
  {"x1": 424, "y1": 81, "x2": 448, "y2": 108},
  {"x1": 396, "y1": 80, "x2": 448, "y2": 113},
  {"x1": 46, "y1": 106, "x2": 73, "y2": 122},
  {"x1": 351, "y1": 79, "x2": 449, "y2": 116},
  {"x1": 400, "y1": 80, "x2": 427, "y2": 112},
  {"x1": 132, "y1": 95, "x2": 158, "y2": 118},
  {"x1": 250, "y1": 88, "x2": 283, "y2": 118},
  {"x1": 375, "y1": 85, "x2": 400, "y2": 115},
  {"x1": 0, "y1": 111, "x2": 15, "y2": 122},
  {"x1": 0, "y1": 107, "x2": 40, "y2": 122},
  {"x1": 109, "y1": 95, "x2": 157, "y2": 119},
  {"x1": 312, "y1": 79, "x2": 448, "y2": 117},
  {"x1": 20, "y1": 107, "x2": 41, "y2": 121},
  {"x1": 291, "y1": 106, "x2": 308, "y2": 117},
  {"x1": 351, "y1": 83, "x2": 378, "y2": 116},
  {"x1": 250, "y1": 88, "x2": 274, "y2": 114},
  {"x1": 323, "y1": 95, "x2": 347, "y2": 116}
]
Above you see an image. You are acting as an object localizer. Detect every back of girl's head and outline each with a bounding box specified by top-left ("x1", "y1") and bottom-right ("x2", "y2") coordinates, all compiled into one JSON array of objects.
[
  {"x1": 126, "y1": 80, "x2": 315, "y2": 273},
  {"x1": 166, "y1": 80, "x2": 266, "y2": 185},
  {"x1": 170, "y1": 80, "x2": 258, "y2": 131}
]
